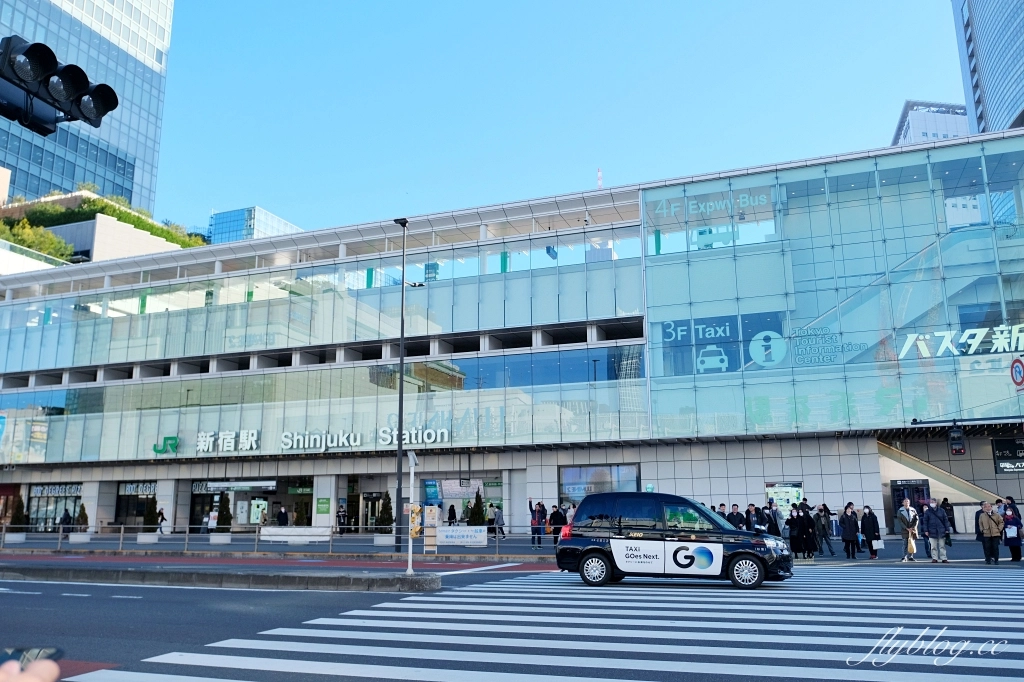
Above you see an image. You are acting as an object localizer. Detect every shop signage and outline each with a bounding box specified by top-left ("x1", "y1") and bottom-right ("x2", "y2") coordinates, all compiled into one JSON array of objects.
[
  {"x1": 898, "y1": 325, "x2": 1024, "y2": 359},
  {"x1": 281, "y1": 430, "x2": 361, "y2": 452},
  {"x1": 892, "y1": 479, "x2": 928, "y2": 486},
  {"x1": 436, "y1": 526, "x2": 487, "y2": 547},
  {"x1": 378, "y1": 427, "x2": 449, "y2": 446},
  {"x1": 288, "y1": 486, "x2": 313, "y2": 495},
  {"x1": 193, "y1": 480, "x2": 277, "y2": 494},
  {"x1": 362, "y1": 492, "x2": 382, "y2": 501},
  {"x1": 30, "y1": 484, "x2": 82, "y2": 497},
  {"x1": 120, "y1": 482, "x2": 157, "y2": 496},
  {"x1": 992, "y1": 437, "x2": 1024, "y2": 475},
  {"x1": 152, "y1": 436, "x2": 179, "y2": 455},
  {"x1": 196, "y1": 430, "x2": 260, "y2": 454},
  {"x1": 423, "y1": 480, "x2": 441, "y2": 505},
  {"x1": 316, "y1": 498, "x2": 331, "y2": 514}
]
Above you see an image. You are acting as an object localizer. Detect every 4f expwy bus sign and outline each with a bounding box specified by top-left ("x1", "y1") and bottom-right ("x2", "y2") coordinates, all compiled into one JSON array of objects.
[{"x1": 897, "y1": 324, "x2": 1024, "y2": 359}]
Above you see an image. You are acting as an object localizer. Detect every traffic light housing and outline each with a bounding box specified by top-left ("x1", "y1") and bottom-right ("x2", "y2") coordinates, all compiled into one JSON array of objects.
[
  {"x1": 410, "y1": 504, "x2": 422, "y2": 538},
  {"x1": 949, "y1": 426, "x2": 965, "y2": 456},
  {"x1": 0, "y1": 35, "x2": 118, "y2": 136}
]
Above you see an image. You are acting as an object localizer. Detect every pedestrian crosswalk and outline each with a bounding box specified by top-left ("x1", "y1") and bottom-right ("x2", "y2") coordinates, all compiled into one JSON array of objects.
[{"x1": 67, "y1": 566, "x2": 1024, "y2": 682}]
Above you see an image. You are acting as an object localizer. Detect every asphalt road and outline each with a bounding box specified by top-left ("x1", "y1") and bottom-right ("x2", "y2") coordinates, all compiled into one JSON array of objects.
[{"x1": 3, "y1": 563, "x2": 1021, "y2": 681}]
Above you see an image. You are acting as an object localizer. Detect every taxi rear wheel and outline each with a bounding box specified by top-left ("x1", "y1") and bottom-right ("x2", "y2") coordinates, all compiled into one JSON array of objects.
[
  {"x1": 728, "y1": 555, "x2": 765, "y2": 589},
  {"x1": 579, "y1": 552, "x2": 612, "y2": 586}
]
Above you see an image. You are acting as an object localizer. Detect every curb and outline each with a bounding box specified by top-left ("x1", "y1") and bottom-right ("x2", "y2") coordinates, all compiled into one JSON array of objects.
[
  {"x1": 0, "y1": 548, "x2": 557, "y2": 563},
  {"x1": 0, "y1": 566, "x2": 442, "y2": 591}
]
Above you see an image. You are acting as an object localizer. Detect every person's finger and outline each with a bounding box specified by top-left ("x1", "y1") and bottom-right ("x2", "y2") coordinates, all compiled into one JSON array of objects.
[
  {"x1": 20, "y1": 660, "x2": 60, "y2": 682},
  {"x1": 0, "y1": 659, "x2": 23, "y2": 681}
]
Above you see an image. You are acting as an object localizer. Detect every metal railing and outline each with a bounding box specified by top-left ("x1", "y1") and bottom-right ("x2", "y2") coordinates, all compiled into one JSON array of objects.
[
  {"x1": 0, "y1": 523, "x2": 557, "y2": 557},
  {"x1": 0, "y1": 238, "x2": 69, "y2": 267}
]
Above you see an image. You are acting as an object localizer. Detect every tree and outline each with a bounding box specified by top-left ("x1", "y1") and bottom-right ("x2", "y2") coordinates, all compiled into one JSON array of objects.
[
  {"x1": 76, "y1": 182, "x2": 100, "y2": 193},
  {"x1": 468, "y1": 489, "x2": 486, "y2": 526},
  {"x1": 216, "y1": 493, "x2": 233, "y2": 532},
  {"x1": 10, "y1": 495, "x2": 26, "y2": 528},
  {"x1": 377, "y1": 491, "x2": 394, "y2": 533},
  {"x1": 143, "y1": 493, "x2": 158, "y2": 532},
  {"x1": 0, "y1": 218, "x2": 73, "y2": 260},
  {"x1": 9, "y1": 195, "x2": 26, "y2": 204},
  {"x1": 44, "y1": 189, "x2": 63, "y2": 197},
  {"x1": 294, "y1": 506, "x2": 307, "y2": 527},
  {"x1": 103, "y1": 194, "x2": 131, "y2": 208},
  {"x1": 75, "y1": 505, "x2": 89, "y2": 532}
]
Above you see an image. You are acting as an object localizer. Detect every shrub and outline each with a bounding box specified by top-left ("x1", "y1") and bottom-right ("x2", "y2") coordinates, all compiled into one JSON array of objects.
[
  {"x1": 24, "y1": 197, "x2": 205, "y2": 249},
  {"x1": 216, "y1": 493, "x2": 232, "y2": 531},
  {"x1": 0, "y1": 218, "x2": 73, "y2": 260},
  {"x1": 468, "y1": 489, "x2": 486, "y2": 526},
  {"x1": 294, "y1": 506, "x2": 306, "y2": 527},
  {"x1": 377, "y1": 491, "x2": 394, "y2": 533},
  {"x1": 143, "y1": 497, "x2": 158, "y2": 532},
  {"x1": 10, "y1": 495, "x2": 26, "y2": 528},
  {"x1": 75, "y1": 505, "x2": 89, "y2": 532}
]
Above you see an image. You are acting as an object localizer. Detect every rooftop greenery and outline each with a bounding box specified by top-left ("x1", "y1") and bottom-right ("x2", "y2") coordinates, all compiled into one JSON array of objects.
[{"x1": 0, "y1": 217, "x2": 73, "y2": 261}]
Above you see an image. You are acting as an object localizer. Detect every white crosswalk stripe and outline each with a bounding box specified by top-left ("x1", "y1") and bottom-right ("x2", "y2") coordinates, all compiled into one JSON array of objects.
[{"x1": 67, "y1": 566, "x2": 1024, "y2": 682}]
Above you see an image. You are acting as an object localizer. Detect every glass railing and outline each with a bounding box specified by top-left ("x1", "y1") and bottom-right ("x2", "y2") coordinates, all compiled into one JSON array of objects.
[{"x1": 0, "y1": 239, "x2": 68, "y2": 267}]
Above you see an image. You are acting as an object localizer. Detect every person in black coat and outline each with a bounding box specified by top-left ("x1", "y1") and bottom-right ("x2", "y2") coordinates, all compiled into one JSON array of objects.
[
  {"x1": 447, "y1": 504, "x2": 457, "y2": 526},
  {"x1": 940, "y1": 498, "x2": 957, "y2": 534},
  {"x1": 726, "y1": 504, "x2": 745, "y2": 530},
  {"x1": 839, "y1": 506, "x2": 860, "y2": 559},
  {"x1": 860, "y1": 506, "x2": 882, "y2": 559},
  {"x1": 745, "y1": 504, "x2": 766, "y2": 531},
  {"x1": 798, "y1": 510, "x2": 816, "y2": 559},
  {"x1": 549, "y1": 505, "x2": 567, "y2": 546}
]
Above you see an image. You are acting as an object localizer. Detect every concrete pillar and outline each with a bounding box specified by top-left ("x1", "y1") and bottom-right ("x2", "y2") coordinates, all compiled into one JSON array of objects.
[
  {"x1": 586, "y1": 324, "x2": 606, "y2": 343},
  {"x1": 338, "y1": 243, "x2": 347, "y2": 258},
  {"x1": 532, "y1": 330, "x2": 552, "y2": 347},
  {"x1": 156, "y1": 479, "x2": 177, "y2": 532},
  {"x1": 214, "y1": 260, "x2": 223, "y2": 274},
  {"x1": 95, "y1": 481, "x2": 117, "y2": 531},
  {"x1": 103, "y1": 275, "x2": 111, "y2": 288},
  {"x1": 430, "y1": 339, "x2": 452, "y2": 356},
  {"x1": 174, "y1": 479, "x2": 192, "y2": 531},
  {"x1": 312, "y1": 474, "x2": 336, "y2": 527},
  {"x1": 3, "y1": 290, "x2": 12, "y2": 302},
  {"x1": 501, "y1": 468, "x2": 511, "y2": 532},
  {"x1": 336, "y1": 475, "x2": 349, "y2": 528},
  {"x1": 481, "y1": 334, "x2": 501, "y2": 351}
]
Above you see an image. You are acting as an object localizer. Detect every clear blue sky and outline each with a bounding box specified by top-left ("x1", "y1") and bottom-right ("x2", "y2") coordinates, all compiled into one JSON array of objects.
[{"x1": 155, "y1": 1, "x2": 965, "y2": 232}]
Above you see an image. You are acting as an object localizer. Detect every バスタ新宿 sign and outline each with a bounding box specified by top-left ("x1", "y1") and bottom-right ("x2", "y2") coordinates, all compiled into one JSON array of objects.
[{"x1": 992, "y1": 437, "x2": 1024, "y2": 475}]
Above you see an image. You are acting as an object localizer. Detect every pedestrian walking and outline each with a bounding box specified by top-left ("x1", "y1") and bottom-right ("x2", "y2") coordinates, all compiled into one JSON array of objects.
[
  {"x1": 493, "y1": 505, "x2": 506, "y2": 539},
  {"x1": 201, "y1": 512, "x2": 210, "y2": 534},
  {"x1": 839, "y1": 505, "x2": 860, "y2": 559},
  {"x1": 1003, "y1": 507, "x2": 1022, "y2": 562},
  {"x1": 813, "y1": 505, "x2": 836, "y2": 556},
  {"x1": 781, "y1": 509, "x2": 793, "y2": 551},
  {"x1": 276, "y1": 506, "x2": 288, "y2": 527},
  {"x1": 726, "y1": 504, "x2": 745, "y2": 530},
  {"x1": 549, "y1": 504, "x2": 567, "y2": 546},
  {"x1": 860, "y1": 506, "x2": 881, "y2": 559},
  {"x1": 447, "y1": 504, "x2": 457, "y2": 526},
  {"x1": 487, "y1": 503, "x2": 497, "y2": 537},
  {"x1": 897, "y1": 498, "x2": 919, "y2": 562},
  {"x1": 259, "y1": 507, "x2": 268, "y2": 527},
  {"x1": 799, "y1": 498, "x2": 812, "y2": 515},
  {"x1": 528, "y1": 498, "x2": 545, "y2": 549},
  {"x1": 940, "y1": 498, "x2": 957, "y2": 533},
  {"x1": 60, "y1": 508, "x2": 72, "y2": 540},
  {"x1": 979, "y1": 501, "x2": 1005, "y2": 564},
  {"x1": 566, "y1": 504, "x2": 576, "y2": 524},
  {"x1": 157, "y1": 507, "x2": 167, "y2": 535},
  {"x1": 336, "y1": 506, "x2": 347, "y2": 535},
  {"x1": 798, "y1": 509, "x2": 816, "y2": 558},
  {"x1": 1005, "y1": 496, "x2": 1021, "y2": 520},
  {"x1": 922, "y1": 498, "x2": 951, "y2": 563}
]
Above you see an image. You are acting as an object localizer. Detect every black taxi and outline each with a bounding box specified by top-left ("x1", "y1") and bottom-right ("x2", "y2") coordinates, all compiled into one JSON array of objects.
[{"x1": 556, "y1": 492, "x2": 792, "y2": 589}]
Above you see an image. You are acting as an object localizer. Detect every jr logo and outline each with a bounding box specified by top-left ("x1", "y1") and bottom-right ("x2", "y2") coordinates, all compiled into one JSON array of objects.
[{"x1": 153, "y1": 436, "x2": 179, "y2": 454}]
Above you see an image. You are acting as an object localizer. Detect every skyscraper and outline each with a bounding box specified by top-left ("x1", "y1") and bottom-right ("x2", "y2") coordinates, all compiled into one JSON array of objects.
[
  {"x1": 0, "y1": 0, "x2": 172, "y2": 212},
  {"x1": 208, "y1": 206, "x2": 303, "y2": 244},
  {"x1": 952, "y1": 0, "x2": 1024, "y2": 133}
]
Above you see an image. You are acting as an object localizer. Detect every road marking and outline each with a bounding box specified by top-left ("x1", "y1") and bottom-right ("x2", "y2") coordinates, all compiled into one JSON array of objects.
[
  {"x1": 67, "y1": 670, "x2": 257, "y2": 681},
  {"x1": 436, "y1": 563, "x2": 522, "y2": 575},
  {"x1": 0, "y1": 579, "x2": 351, "y2": 593},
  {"x1": 61, "y1": 593, "x2": 91, "y2": 597},
  {"x1": 0, "y1": 590, "x2": 42, "y2": 595},
  {"x1": 111, "y1": 595, "x2": 143, "y2": 599}
]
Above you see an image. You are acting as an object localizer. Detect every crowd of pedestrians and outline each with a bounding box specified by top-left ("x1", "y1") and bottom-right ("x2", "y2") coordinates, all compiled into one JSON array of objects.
[{"x1": 527, "y1": 498, "x2": 576, "y2": 549}]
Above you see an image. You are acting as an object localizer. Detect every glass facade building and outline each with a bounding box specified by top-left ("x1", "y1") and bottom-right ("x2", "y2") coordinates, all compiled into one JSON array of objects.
[
  {"x1": 0, "y1": 0, "x2": 172, "y2": 211},
  {"x1": 207, "y1": 207, "x2": 303, "y2": 245},
  {"x1": 953, "y1": 0, "x2": 1024, "y2": 133},
  {"x1": 1, "y1": 131, "x2": 1022, "y2": 533}
]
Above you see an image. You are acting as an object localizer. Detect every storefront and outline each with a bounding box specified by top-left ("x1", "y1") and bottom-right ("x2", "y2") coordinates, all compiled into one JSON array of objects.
[
  {"x1": 558, "y1": 464, "x2": 639, "y2": 507},
  {"x1": 113, "y1": 481, "x2": 156, "y2": 527},
  {"x1": 0, "y1": 483, "x2": 20, "y2": 525},
  {"x1": 27, "y1": 483, "x2": 82, "y2": 532},
  {"x1": 188, "y1": 478, "x2": 313, "y2": 529}
]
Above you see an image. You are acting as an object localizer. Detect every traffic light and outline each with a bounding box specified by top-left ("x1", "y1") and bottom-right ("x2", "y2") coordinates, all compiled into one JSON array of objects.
[
  {"x1": 0, "y1": 35, "x2": 118, "y2": 136},
  {"x1": 948, "y1": 426, "x2": 965, "y2": 456},
  {"x1": 410, "y1": 504, "x2": 422, "y2": 538}
]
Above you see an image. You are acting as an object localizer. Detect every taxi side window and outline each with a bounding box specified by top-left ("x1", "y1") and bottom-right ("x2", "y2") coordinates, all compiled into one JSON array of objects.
[
  {"x1": 614, "y1": 497, "x2": 661, "y2": 531},
  {"x1": 665, "y1": 503, "x2": 716, "y2": 532},
  {"x1": 572, "y1": 497, "x2": 613, "y2": 530}
]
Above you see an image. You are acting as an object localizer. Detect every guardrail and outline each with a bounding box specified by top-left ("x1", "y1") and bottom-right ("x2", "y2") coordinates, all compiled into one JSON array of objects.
[
  {"x1": 0, "y1": 523, "x2": 555, "y2": 557},
  {"x1": 0, "y1": 238, "x2": 69, "y2": 267}
]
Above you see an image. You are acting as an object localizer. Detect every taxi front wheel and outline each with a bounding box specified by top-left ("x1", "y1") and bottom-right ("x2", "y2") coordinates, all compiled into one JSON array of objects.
[
  {"x1": 727, "y1": 555, "x2": 765, "y2": 589},
  {"x1": 579, "y1": 552, "x2": 612, "y2": 586}
]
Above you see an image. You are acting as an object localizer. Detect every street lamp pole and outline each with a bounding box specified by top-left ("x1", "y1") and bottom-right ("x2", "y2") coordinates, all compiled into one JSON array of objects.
[{"x1": 393, "y1": 218, "x2": 409, "y2": 554}]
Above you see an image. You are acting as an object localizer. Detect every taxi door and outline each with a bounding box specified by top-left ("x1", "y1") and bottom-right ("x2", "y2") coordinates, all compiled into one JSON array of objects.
[
  {"x1": 608, "y1": 495, "x2": 665, "y2": 573},
  {"x1": 663, "y1": 502, "x2": 725, "y2": 576}
]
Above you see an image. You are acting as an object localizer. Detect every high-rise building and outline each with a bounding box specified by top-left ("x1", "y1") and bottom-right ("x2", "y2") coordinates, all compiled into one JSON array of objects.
[
  {"x1": 207, "y1": 206, "x2": 303, "y2": 244},
  {"x1": 0, "y1": 0, "x2": 173, "y2": 212},
  {"x1": 952, "y1": 0, "x2": 1024, "y2": 133},
  {"x1": 891, "y1": 101, "x2": 982, "y2": 226}
]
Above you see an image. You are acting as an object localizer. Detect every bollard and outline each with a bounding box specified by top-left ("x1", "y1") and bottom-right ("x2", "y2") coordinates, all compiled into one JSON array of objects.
[
  {"x1": 328, "y1": 526, "x2": 334, "y2": 555},
  {"x1": 253, "y1": 525, "x2": 260, "y2": 554},
  {"x1": 1, "y1": 523, "x2": 6, "y2": 549},
  {"x1": 57, "y1": 528, "x2": 63, "y2": 551},
  {"x1": 118, "y1": 525, "x2": 125, "y2": 552},
  {"x1": 184, "y1": 525, "x2": 190, "y2": 552}
]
